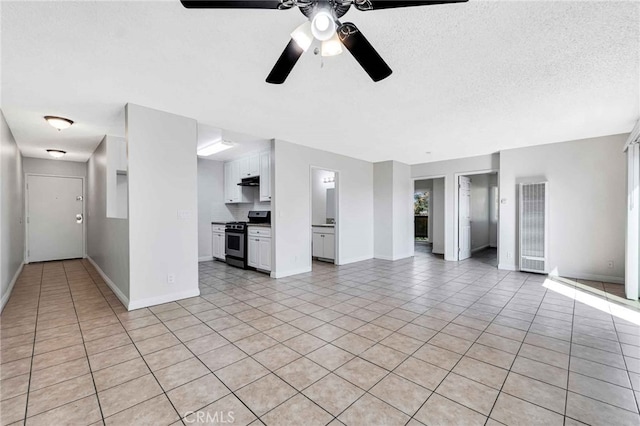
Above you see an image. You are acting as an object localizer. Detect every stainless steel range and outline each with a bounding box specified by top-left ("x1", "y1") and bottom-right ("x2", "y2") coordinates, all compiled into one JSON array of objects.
[{"x1": 225, "y1": 222, "x2": 247, "y2": 269}]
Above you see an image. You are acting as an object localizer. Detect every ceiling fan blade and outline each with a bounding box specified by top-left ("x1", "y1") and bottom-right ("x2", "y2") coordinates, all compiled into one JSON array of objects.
[
  {"x1": 266, "y1": 39, "x2": 304, "y2": 84},
  {"x1": 337, "y1": 22, "x2": 392, "y2": 82},
  {"x1": 354, "y1": 0, "x2": 468, "y2": 11},
  {"x1": 180, "y1": 1, "x2": 286, "y2": 9}
]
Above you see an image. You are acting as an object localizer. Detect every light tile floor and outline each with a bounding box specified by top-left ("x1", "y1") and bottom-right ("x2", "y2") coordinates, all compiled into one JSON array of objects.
[{"x1": 1, "y1": 248, "x2": 639, "y2": 425}]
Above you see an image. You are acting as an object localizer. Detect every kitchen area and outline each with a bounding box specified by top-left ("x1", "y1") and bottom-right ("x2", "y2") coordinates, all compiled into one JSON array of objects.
[{"x1": 197, "y1": 123, "x2": 273, "y2": 274}]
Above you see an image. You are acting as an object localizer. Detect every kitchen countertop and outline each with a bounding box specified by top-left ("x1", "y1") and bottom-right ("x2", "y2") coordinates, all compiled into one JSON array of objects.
[
  {"x1": 211, "y1": 221, "x2": 227, "y2": 225},
  {"x1": 247, "y1": 223, "x2": 271, "y2": 228},
  {"x1": 312, "y1": 224, "x2": 335, "y2": 227}
]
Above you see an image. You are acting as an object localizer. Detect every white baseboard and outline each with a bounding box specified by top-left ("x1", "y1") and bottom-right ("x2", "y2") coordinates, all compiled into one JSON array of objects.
[
  {"x1": 198, "y1": 256, "x2": 213, "y2": 262},
  {"x1": 271, "y1": 266, "x2": 312, "y2": 279},
  {"x1": 549, "y1": 270, "x2": 624, "y2": 285},
  {"x1": 338, "y1": 255, "x2": 373, "y2": 265},
  {"x1": 374, "y1": 253, "x2": 414, "y2": 261},
  {"x1": 498, "y1": 263, "x2": 518, "y2": 271},
  {"x1": 128, "y1": 288, "x2": 201, "y2": 311},
  {"x1": 1, "y1": 262, "x2": 24, "y2": 313},
  {"x1": 87, "y1": 256, "x2": 130, "y2": 309},
  {"x1": 471, "y1": 245, "x2": 490, "y2": 254}
]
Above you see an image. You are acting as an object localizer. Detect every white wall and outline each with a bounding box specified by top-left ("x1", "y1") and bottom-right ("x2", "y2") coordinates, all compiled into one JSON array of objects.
[
  {"x1": 374, "y1": 161, "x2": 413, "y2": 261},
  {"x1": 86, "y1": 136, "x2": 129, "y2": 304},
  {"x1": 127, "y1": 104, "x2": 199, "y2": 308},
  {"x1": 432, "y1": 178, "x2": 445, "y2": 254},
  {"x1": 626, "y1": 142, "x2": 639, "y2": 299},
  {"x1": 392, "y1": 161, "x2": 414, "y2": 259},
  {"x1": 469, "y1": 173, "x2": 490, "y2": 251},
  {"x1": 1, "y1": 111, "x2": 25, "y2": 311},
  {"x1": 197, "y1": 158, "x2": 233, "y2": 261},
  {"x1": 499, "y1": 134, "x2": 627, "y2": 282},
  {"x1": 23, "y1": 157, "x2": 87, "y2": 177},
  {"x1": 412, "y1": 154, "x2": 499, "y2": 260},
  {"x1": 273, "y1": 139, "x2": 373, "y2": 277},
  {"x1": 374, "y1": 161, "x2": 393, "y2": 259},
  {"x1": 312, "y1": 169, "x2": 335, "y2": 225}
]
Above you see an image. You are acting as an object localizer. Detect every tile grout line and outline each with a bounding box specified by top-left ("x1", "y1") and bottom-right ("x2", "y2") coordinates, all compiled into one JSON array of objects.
[
  {"x1": 482, "y1": 276, "x2": 550, "y2": 424},
  {"x1": 77, "y1": 259, "x2": 188, "y2": 424},
  {"x1": 405, "y1": 271, "x2": 538, "y2": 425},
  {"x1": 21, "y1": 262, "x2": 44, "y2": 425},
  {"x1": 61, "y1": 261, "x2": 108, "y2": 424}
]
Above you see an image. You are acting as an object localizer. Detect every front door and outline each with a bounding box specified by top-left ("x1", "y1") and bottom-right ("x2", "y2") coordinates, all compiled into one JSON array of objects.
[
  {"x1": 458, "y1": 176, "x2": 472, "y2": 261},
  {"x1": 27, "y1": 175, "x2": 84, "y2": 262}
]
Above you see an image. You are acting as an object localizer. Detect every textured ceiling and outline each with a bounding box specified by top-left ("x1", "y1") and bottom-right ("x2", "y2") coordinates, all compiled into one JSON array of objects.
[{"x1": 1, "y1": 0, "x2": 638, "y2": 164}]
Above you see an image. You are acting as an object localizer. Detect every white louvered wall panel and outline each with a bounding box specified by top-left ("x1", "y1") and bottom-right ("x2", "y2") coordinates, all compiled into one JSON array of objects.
[{"x1": 519, "y1": 182, "x2": 549, "y2": 273}]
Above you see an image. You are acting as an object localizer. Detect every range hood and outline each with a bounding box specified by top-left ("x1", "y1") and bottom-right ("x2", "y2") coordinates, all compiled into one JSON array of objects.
[{"x1": 238, "y1": 176, "x2": 260, "y2": 187}]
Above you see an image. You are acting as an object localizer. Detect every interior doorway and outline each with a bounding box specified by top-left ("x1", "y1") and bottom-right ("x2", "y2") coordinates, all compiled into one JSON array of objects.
[
  {"x1": 457, "y1": 172, "x2": 498, "y2": 264},
  {"x1": 414, "y1": 177, "x2": 445, "y2": 255},
  {"x1": 26, "y1": 174, "x2": 85, "y2": 263},
  {"x1": 310, "y1": 168, "x2": 338, "y2": 267}
]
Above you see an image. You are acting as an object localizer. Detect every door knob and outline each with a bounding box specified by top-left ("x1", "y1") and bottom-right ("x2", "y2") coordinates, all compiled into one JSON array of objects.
[{"x1": 76, "y1": 214, "x2": 83, "y2": 224}]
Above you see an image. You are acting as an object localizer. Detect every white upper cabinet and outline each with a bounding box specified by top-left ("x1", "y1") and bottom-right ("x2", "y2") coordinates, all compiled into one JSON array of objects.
[
  {"x1": 240, "y1": 153, "x2": 260, "y2": 178},
  {"x1": 224, "y1": 160, "x2": 250, "y2": 204},
  {"x1": 259, "y1": 151, "x2": 271, "y2": 202},
  {"x1": 224, "y1": 151, "x2": 270, "y2": 204}
]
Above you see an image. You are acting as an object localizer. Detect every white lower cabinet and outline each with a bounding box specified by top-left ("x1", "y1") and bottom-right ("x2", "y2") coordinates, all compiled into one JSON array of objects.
[
  {"x1": 312, "y1": 227, "x2": 335, "y2": 261},
  {"x1": 212, "y1": 225, "x2": 226, "y2": 260},
  {"x1": 248, "y1": 227, "x2": 271, "y2": 272}
]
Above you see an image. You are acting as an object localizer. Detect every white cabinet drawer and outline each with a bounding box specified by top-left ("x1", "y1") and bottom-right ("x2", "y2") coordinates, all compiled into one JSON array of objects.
[
  {"x1": 248, "y1": 227, "x2": 271, "y2": 237},
  {"x1": 212, "y1": 225, "x2": 226, "y2": 233},
  {"x1": 312, "y1": 226, "x2": 335, "y2": 235}
]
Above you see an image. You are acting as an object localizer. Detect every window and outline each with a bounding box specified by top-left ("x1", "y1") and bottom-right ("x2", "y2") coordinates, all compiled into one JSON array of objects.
[{"x1": 414, "y1": 191, "x2": 430, "y2": 241}]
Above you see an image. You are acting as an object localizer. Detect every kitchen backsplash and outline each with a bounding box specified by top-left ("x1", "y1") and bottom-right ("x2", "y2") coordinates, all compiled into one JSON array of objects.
[{"x1": 227, "y1": 200, "x2": 270, "y2": 222}]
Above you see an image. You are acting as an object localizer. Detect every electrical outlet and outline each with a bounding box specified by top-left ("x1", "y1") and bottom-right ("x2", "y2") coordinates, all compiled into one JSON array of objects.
[
  {"x1": 167, "y1": 274, "x2": 175, "y2": 284},
  {"x1": 507, "y1": 252, "x2": 512, "y2": 259},
  {"x1": 607, "y1": 260, "x2": 614, "y2": 269}
]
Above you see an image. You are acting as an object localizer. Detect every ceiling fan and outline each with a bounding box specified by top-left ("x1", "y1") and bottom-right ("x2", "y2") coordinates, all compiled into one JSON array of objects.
[{"x1": 181, "y1": 0, "x2": 468, "y2": 84}]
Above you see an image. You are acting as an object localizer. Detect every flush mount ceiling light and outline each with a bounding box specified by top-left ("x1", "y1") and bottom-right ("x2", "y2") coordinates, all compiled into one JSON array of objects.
[
  {"x1": 46, "y1": 149, "x2": 66, "y2": 158},
  {"x1": 197, "y1": 140, "x2": 234, "y2": 157},
  {"x1": 181, "y1": 0, "x2": 468, "y2": 84},
  {"x1": 44, "y1": 115, "x2": 74, "y2": 131}
]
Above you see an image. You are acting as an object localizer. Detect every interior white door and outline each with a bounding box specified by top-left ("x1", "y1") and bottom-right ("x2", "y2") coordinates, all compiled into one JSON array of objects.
[
  {"x1": 27, "y1": 175, "x2": 84, "y2": 262},
  {"x1": 458, "y1": 176, "x2": 472, "y2": 260}
]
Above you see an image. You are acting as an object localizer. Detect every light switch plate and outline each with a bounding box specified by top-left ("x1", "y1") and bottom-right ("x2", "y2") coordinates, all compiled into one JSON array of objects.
[{"x1": 177, "y1": 210, "x2": 192, "y2": 220}]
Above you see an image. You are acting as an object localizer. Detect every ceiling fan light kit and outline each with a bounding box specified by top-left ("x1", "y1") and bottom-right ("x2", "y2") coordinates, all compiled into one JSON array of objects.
[{"x1": 180, "y1": 0, "x2": 468, "y2": 84}]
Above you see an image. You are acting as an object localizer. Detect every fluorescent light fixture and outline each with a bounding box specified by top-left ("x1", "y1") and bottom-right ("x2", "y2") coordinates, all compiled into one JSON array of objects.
[
  {"x1": 46, "y1": 149, "x2": 66, "y2": 158},
  {"x1": 291, "y1": 21, "x2": 313, "y2": 52},
  {"x1": 197, "y1": 140, "x2": 234, "y2": 156},
  {"x1": 311, "y1": 9, "x2": 336, "y2": 41},
  {"x1": 321, "y1": 33, "x2": 343, "y2": 57},
  {"x1": 44, "y1": 115, "x2": 74, "y2": 130}
]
